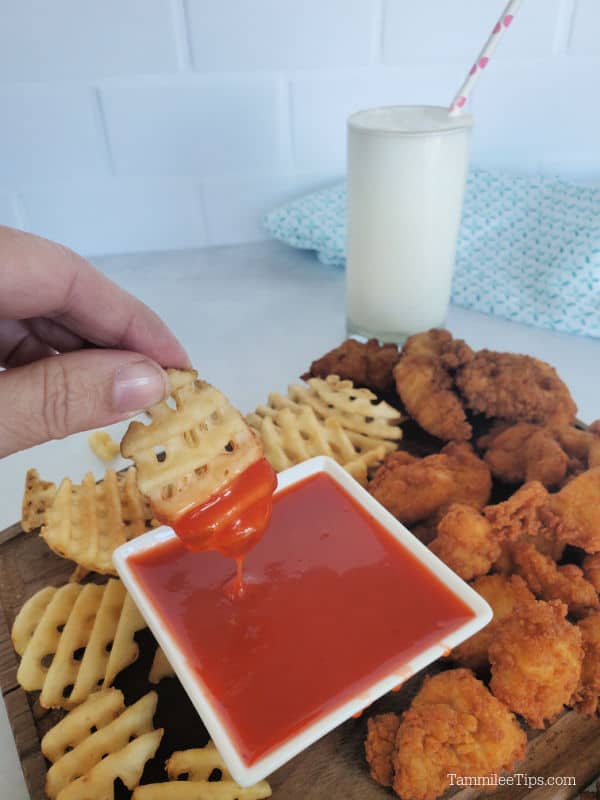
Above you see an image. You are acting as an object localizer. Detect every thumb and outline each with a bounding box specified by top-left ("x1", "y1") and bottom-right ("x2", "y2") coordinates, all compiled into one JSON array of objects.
[{"x1": 0, "y1": 349, "x2": 169, "y2": 457}]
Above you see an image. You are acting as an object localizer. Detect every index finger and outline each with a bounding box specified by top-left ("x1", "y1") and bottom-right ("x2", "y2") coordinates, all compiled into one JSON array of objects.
[{"x1": 0, "y1": 226, "x2": 191, "y2": 368}]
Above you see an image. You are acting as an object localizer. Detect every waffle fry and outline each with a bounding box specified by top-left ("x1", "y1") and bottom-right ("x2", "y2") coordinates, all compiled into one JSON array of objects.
[
  {"x1": 41, "y1": 467, "x2": 153, "y2": 575},
  {"x1": 133, "y1": 741, "x2": 272, "y2": 800},
  {"x1": 248, "y1": 380, "x2": 400, "y2": 485},
  {"x1": 12, "y1": 580, "x2": 146, "y2": 708},
  {"x1": 21, "y1": 468, "x2": 57, "y2": 532},
  {"x1": 149, "y1": 647, "x2": 175, "y2": 684},
  {"x1": 121, "y1": 369, "x2": 264, "y2": 519},
  {"x1": 42, "y1": 689, "x2": 162, "y2": 800},
  {"x1": 88, "y1": 430, "x2": 120, "y2": 462}
]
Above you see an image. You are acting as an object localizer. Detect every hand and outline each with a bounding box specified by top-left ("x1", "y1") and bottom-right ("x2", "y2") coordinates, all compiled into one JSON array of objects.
[{"x1": 0, "y1": 226, "x2": 190, "y2": 457}]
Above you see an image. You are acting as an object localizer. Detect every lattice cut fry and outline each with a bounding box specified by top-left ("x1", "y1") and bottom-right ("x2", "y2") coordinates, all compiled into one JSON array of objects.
[
  {"x1": 248, "y1": 403, "x2": 393, "y2": 486},
  {"x1": 43, "y1": 690, "x2": 160, "y2": 799},
  {"x1": 11, "y1": 580, "x2": 146, "y2": 708},
  {"x1": 21, "y1": 468, "x2": 57, "y2": 532},
  {"x1": 41, "y1": 467, "x2": 153, "y2": 575},
  {"x1": 149, "y1": 647, "x2": 175, "y2": 684},
  {"x1": 121, "y1": 369, "x2": 263, "y2": 519},
  {"x1": 88, "y1": 430, "x2": 121, "y2": 462},
  {"x1": 133, "y1": 741, "x2": 272, "y2": 800}
]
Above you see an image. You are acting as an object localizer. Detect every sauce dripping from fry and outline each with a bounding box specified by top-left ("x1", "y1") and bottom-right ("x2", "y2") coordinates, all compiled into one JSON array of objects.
[{"x1": 154, "y1": 458, "x2": 277, "y2": 595}]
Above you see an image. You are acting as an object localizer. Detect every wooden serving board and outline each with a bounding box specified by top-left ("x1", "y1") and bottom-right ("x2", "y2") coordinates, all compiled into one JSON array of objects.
[{"x1": 2, "y1": 521, "x2": 600, "y2": 800}]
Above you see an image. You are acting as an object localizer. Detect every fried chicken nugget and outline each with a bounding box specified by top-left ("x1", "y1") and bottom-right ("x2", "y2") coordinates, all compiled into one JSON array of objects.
[
  {"x1": 483, "y1": 481, "x2": 553, "y2": 541},
  {"x1": 571, "y1": 612, "x2": 600, "y2": 716},
  {"x1": 583, "y1": 553, "x2": 600, "y2": 592},
  {"x1": 364, "y1": 712, "x2": 401, "y2": 787},
  {"x1": 393, "y1": 330, "x2": 473, "y2": 442},
  {"x1": 479, "y1": 422, "x2": 568, "y2": 488},
  {"x1": 393, "y1": 669, "x2": 526, "y2": 800},
  {"x1": 510, "y1": 540, "x2": 599, "y2": 618},
  {"x1": 429, "y1": 504, "x2": 500, "y2": 582},
  {"x1": 489, "y1": 599, "x2": 583, "y2": 729},
  {"x1": 369, "y1": 442, "x2": 491, "y2": 527},
  {"x1": 303, "y1": 338, "x2": 400, "y2": 394},
  {"x1": 451, "y1": 575, "x2": 536, "y2": 671},
  {"x1": 455, "y1": 350, "x2": 577, "y2": 427},
  {"x1": 548, "y1": 467, "x2": 600, "y2": 553}
]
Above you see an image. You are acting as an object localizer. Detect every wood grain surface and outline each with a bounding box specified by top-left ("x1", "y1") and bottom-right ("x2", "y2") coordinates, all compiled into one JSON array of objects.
[{"x1": 1, "y1": 522, "x2": 600, "y2": 800}]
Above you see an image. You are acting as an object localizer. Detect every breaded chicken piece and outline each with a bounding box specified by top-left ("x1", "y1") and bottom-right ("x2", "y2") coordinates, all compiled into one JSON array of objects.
[
  {"x1": 548, "y1": 467, "x2": 600, "y2": 553},
  {"x1": 393, "y1": 329, "x2": 473, "y2": 442},
  {"x1": 479, "y1": 422, "x2": 568, "y2": 488},
  {"x1": 364, "y1": 712, "x2": 401, "y2": 787},
  {"x1": 483, "y1": 481, "x2": 553, "y2": 541},
  {"x1": 583, "y1": 553, "x2": 600, "y2": 592},
  {"x1": 369, "y1": 442, "x2": 491, "y2": 527},
  {"x1": 429, "y1": 504, "x2": 500, "y2": 581},
  {"x1": 393, "y1": 669, "x2": 526, "y2": 800},
  {"x1": 510, "y1": 540, "x2": 599, "y2": 618},
  {"x1": 303, "y1": 338, "x2": 400, "y2": 394},
  {"x1": 489, "y1": 599, "x2": 583, "y2": 729},
  {"x1": 555, "y1": 423, "x2": 600, "y2": 473},
  {"x1": 571, "y1": 612, "x2": 600, "y2": 716},
  {"x1": 455, "y1": 350, "x2": 577, "y2": 427},
  {"x1": 451, "y1": 575, "x2": 536, "y2": 671}
]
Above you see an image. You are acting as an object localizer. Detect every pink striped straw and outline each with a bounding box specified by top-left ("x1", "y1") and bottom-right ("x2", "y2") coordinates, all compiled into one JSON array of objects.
[{"x1": 449, "y1": 0, "x2": 523, "y2": 116}]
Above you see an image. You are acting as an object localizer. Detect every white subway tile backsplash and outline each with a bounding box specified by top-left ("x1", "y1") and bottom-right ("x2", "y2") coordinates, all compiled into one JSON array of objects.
[
  {"x1": 0, "y1": 0, "x2": 595, "y2": 256},
  {"x1": 201, "y1": 174, "x2": 338, "y2": 246},
  {"x1": 20, "y1": 179, "x2": 207, "y2": 256},
  {"x1": 186, "y1": 0, "x2": 380, "y2": 72},
  {"x1": 0, "y1": 85, "x2": 109, "y2": 186},
  {"x1": 292, "y1": 66, "x2": 464, "y2": 171},
  {"x1": 569, "y1": 0, "x2": 600, "y2": 55},
  {"x1": 383, "y1": 0, "x2": 561, "y2": 65},
  {"x1": 0, "y1": 0, "x2": 179, "y2": 81},
  {"x1": 101, "y1": 77, "x2": 291, "y2": 178},
  {"x1": 472, "y1": 60, "x2": 600, "y2": 174}
]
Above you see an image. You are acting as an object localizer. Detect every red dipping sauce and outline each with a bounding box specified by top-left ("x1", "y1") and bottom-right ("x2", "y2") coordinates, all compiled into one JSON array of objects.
[{"x1": 129, "y1": 472, "x2": 473, "y2": 765}]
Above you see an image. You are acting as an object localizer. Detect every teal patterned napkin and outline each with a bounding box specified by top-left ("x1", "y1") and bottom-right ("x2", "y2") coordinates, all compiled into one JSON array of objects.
[{"x1": 264, "y1": 168, "x2": 600, "y2": 338}]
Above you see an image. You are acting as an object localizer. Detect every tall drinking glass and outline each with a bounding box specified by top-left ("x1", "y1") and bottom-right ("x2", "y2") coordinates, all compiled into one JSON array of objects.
[{"x1": 346, "y1": 105, "x2": 473, "y2": 343}]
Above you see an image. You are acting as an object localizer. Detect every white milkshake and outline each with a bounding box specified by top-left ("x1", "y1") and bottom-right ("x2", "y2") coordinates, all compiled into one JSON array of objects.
[{"x1": 346, "y1": 105, "x2": 473, "y2": 342}]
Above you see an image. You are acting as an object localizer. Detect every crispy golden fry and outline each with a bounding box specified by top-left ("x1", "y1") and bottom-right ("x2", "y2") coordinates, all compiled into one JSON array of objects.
[
  {"x1": 393, "y1": 329, "x2": 472, "y2": 441},
  {"x1": 583, "y1": 553, "x2": 600, "y2": 592},
  {"x1": 451, "y1": 575, "x2": 536, "y2": 671},
  {"x1": 41, "y1": 468, "x2": 154, "y2": 575},
  {"x1": 12, "y1": 580, "x2": 146, "y2": 708},
  {"x1": 132, "y1": 741, "x2": 272, "y2": 800},
  {"x1": 489, "y1": 599, "x2": 583, "y2": 729},
  {"x1": 456, "y1": 350, "x2": 577, "y2": 427},
  {"x1": 302, "y1": 337, "x2": 400, "y2": 394},
  {"x1": 364, "y1": 713, "x2": 400, "y2": 788},
  {"x1": 571, "y1": 612, "x2": 600, "y2": 716},
  {"x1": 429, "y1": 504, "x2": 499, "y2": 581},
  {"x1": 369, "y1": 442, "x2": 491, "y2": 527},
  {"x1": 43, "y1": 690, "x2": 159, "y2": 799},
  {"x1": 122, "y1": 369, "x2": 264, "y2": 520},
  {"x1": 510, "y1": 540, "x2": 599, "y2": 618},
  {"x1": 21, "y1": 468, "x2": 57, "y2": 532},
  {"x1": 392, "y1": 669, "x2": 526, "y2": 800},
  {"x1": 479, "y1": 422, "x2": 568, "y2": 488},
  {"x1": 548, "y1": 467, "x2": 600, "y2": 553},
  {"x1": 248, "y1": 376, "x2": 401, "y2": 485},
  {"x1": 149, "y1": 647, "x2": 175, "y2": 684},
  {"x1": 88, "y1": 430, "x2": 120, "y2": 462}
]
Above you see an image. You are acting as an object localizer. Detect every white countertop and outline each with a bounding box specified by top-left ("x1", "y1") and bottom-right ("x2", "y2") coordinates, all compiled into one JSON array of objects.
[{"x1": 1, "y1": 239, "x2": 599, "y2": 796}]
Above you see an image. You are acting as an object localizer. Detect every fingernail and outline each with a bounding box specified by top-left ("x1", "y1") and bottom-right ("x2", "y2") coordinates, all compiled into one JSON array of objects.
[{"x1": 113, "y1": 360, "x2": 167, "y2": 413}]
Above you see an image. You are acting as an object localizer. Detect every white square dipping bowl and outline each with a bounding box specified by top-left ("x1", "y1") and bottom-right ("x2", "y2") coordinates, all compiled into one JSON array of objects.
[{"x1": 114, "y1": 455, "x2": 492, "y2": 787}]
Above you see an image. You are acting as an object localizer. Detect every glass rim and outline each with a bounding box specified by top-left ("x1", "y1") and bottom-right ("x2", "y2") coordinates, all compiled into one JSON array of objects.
[{"x1": 348, "y1": 104, "x2": 474, "y2": 137}]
